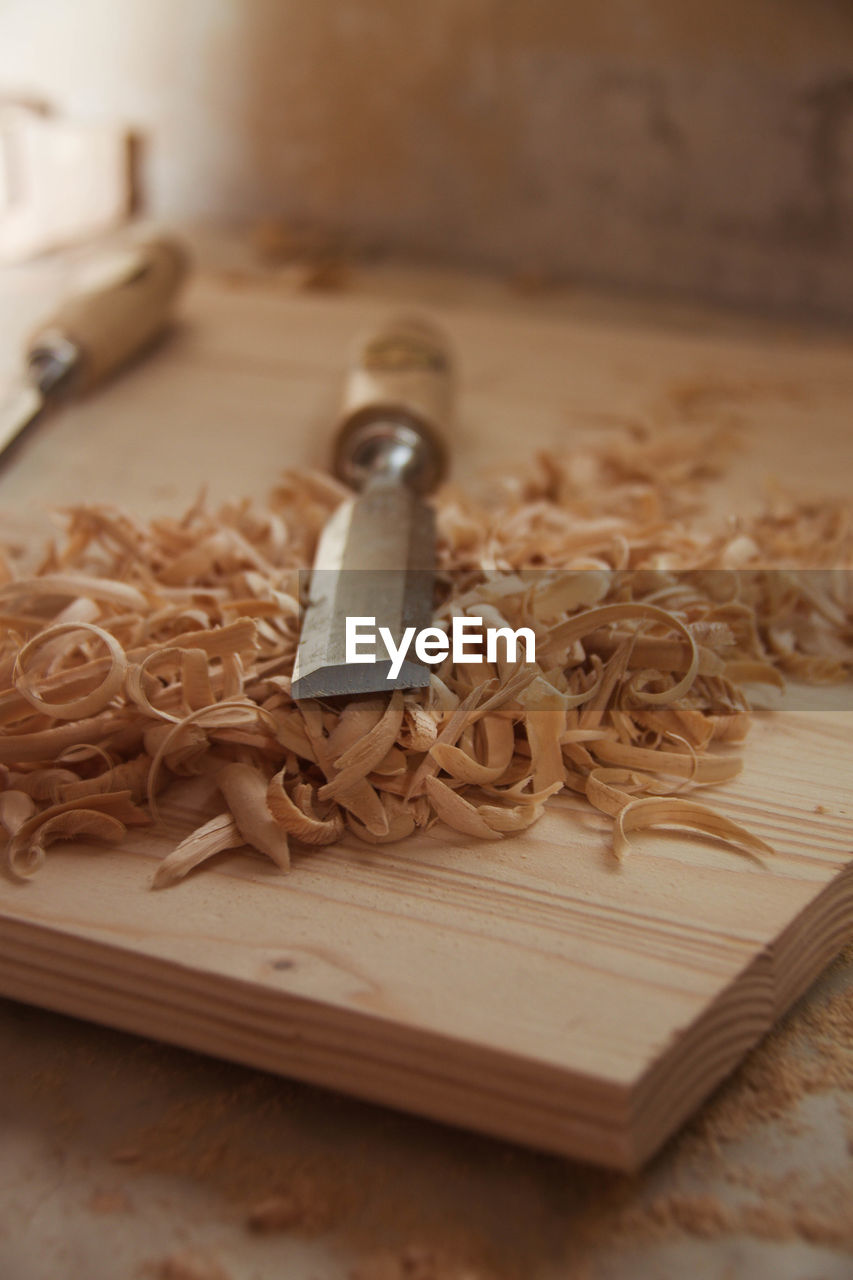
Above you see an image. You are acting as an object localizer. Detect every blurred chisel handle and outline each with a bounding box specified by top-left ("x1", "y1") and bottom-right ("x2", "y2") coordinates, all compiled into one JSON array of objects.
[
  {"x1": 26, "y1": 236, "x2": 189, "y2": 396},
  {"x1": 333, "y1": 314, "x2": 451, "y2": 494}
]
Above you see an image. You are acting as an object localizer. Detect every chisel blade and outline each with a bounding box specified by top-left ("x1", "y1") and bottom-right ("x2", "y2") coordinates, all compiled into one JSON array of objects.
[{"x1": 291, "y1": 480, "x2": 435, "y2": 701}]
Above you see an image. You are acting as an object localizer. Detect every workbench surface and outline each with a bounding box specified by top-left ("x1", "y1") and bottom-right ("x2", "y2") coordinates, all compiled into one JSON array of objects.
[{"x1": 0, "y1": 237, "x2": 851, "y2": 1280}]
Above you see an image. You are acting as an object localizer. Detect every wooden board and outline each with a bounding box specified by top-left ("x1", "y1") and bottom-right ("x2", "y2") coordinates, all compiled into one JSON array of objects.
[{"x1": 0, "y1": 259, "x2": 852, "y2": 1169}]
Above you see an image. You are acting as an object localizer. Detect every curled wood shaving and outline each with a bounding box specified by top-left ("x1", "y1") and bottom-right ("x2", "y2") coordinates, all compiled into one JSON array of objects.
[
  {"x1": 152, "y1": 813, "x2": 243, "y2": 889},
  {"x1": 0, "y1": 789, "x2": 37, "y2": 836},
  {"x1": 267, "y1": 768, "x2": 345, "y2": 845},
  {"x1": 0, "y1": 431, "x2": 850, "y2": 884},
  {"x1": 14, "y1": 622, "x2": 127, "y2": 720},
  {"x1": 0, "y1": 573, "x2": 147, "y2": 611},
  {"x1": 215, "y1": 761, "x2": 290, "y2": 870},
  {"x1": 146, "y1": 700, "x2": 273, "y2": 815},
  {"x1": 319, "y1": 690, "x2": 404, "y2": 800},
  {"x1": 58, "y1": 753, "x2": 154, "y2": 803},
  {"x1": 425, "y1": 774, "x2": 502, "y2": 840},
  {"x1": 589, "y1": 739, "x2": 741, "y2": 785},
  {"x1": 10, "y1": 809, "x2": 127, "y2": 878},
  {"x1": 348, "y1": 792, "x2": 418, "y2": 844},
  {"x1": 5, "y1": 790, "x2": 145, "y2": 879},
  {"x1": 613, "y1": 797, "x2": 775, "y2": 863}
]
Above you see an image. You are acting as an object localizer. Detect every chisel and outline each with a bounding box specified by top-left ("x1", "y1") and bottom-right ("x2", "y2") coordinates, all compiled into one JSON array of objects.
[
  {"x1": 291, "y1": 316, "x2": 452, "y2": 701},
  {"x1": 0, "y1": 237, "x2": 188, "y2": 460}
]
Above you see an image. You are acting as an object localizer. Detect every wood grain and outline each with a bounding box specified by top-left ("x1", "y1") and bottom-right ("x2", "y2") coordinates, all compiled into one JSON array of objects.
[{"x1": 0, "y1": 262, "x2": 851, "y2": 1168}]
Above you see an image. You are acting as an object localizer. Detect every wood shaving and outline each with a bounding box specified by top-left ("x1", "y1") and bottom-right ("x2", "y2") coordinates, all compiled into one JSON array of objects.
[
  {"x1": 250, "y1": 217, "x2": 350, "y2": 291},
  {"x1": 151, "y1": 812, "x2": 244, "y2": 889},
  {"x1": 0, "y1": 432, "x2": 850, "y2": 886},
  {"x1": 244, "y1": 1177, "x2": 331, "y2": 1233},
  {"x1": 87, "y1": 1186, "x2": 131, "y2": 1214},
  {"x1": 350, "y1": 1246, "x2": 490, "y2": 1280},
  {"x1": 149, "y1": 1251, "x2": 232, "y2": 1280}
]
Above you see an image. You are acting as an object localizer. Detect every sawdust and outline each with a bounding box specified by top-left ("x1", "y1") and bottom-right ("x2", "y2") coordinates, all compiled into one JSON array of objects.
[
  {"x1": 93, "y1": 1057, "x2": 529, "y2": 1278},
  {"x1": 4, "y1": 945, "x2": 851, "y2": 1277},
  {"x1": 111, "y1": 1144, "x2": 143, "y2": 1164},
  {"x1": 350, "y1": 1244, "x2": 491, "y2": 1280},
  {"x1": 250, "y1": 217, "x2": 350, "y2": 290},
  {"x1": 245, "y1": 1177, "x2": 333, "y2": 1234},
  {"x1": 613, "y1": 1190, "x2": 853, "y2": 1251},
  {"x1": 68, "y1": 930, "x2": 846, "y2": 1267},
  {"x1": 506, "y1": 267, "x2": 560, "y2": 297},
  {"x1": 87, "y1": 1186, "x2": 132, "y2": 1214},
  {"x1": 108, "y1": 944, "x2": 853, "y2": 1269},
  {"x1": 565, "y1": 941, "x2": 853, "y2": 1259},
  {"x1": 689, "y1": 957, "x2": 853, "y2": 1144},
  {"x1": 145, "y1": 1251, "x2": 232, "y2": 1280}
]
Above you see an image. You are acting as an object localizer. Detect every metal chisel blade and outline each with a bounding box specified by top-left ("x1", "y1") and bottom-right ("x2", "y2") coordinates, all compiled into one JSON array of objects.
[
  {"x1": 291, "y1": 481, "x2": 435, "y2": 701},
  {"x1": 0, "y1": 381, "x2": 44, "y2": 459}
]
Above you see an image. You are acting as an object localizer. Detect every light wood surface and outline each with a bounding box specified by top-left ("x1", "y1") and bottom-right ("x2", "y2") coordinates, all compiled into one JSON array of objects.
[{"x1": 0, "y1": 259, "x2": 851, "y2": 1169}]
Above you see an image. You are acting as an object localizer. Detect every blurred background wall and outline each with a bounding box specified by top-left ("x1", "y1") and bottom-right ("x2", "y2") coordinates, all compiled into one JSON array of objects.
[{"x1": 1, "y1": 0, "x2": 852, "y2": 316}]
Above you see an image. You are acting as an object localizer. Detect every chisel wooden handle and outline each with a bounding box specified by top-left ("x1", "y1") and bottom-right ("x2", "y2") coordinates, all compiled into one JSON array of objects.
[
  {"x1": 334, "y1": 315, "x2": 451, "y2": 494},
  {"x1": 26, "y1": 237, "x2": 188, "y2": 395}
]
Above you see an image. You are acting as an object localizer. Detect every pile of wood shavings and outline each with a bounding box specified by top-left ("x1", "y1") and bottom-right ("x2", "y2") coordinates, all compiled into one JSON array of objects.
[{"x1": 0, "y1": 425, "x2": 851, "y2": 887}]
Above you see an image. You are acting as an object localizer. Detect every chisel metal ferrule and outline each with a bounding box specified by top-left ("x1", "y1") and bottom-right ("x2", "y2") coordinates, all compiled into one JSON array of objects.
[{"x1": 27, "y1": 331, "x2": 81, "y2": 399}]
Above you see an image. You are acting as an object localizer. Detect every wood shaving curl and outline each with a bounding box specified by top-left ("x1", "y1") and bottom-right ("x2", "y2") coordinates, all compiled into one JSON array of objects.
[{"x1": 0, "y1": 435, "x2": 850, "y2": 886}]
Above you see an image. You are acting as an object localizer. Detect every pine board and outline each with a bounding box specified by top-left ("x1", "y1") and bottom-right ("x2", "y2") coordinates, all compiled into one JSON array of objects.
[{"x1": 0, "y1": 262, "x2": 851, "y2": 1168}]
